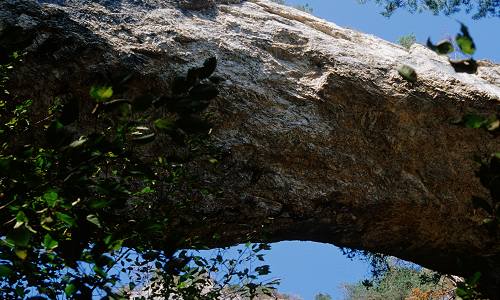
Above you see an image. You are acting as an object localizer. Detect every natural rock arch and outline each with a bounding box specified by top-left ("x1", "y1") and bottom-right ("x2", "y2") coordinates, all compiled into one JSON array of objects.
[{"x1": 2, "y1": 0, "x2": 499, "y2": 297}]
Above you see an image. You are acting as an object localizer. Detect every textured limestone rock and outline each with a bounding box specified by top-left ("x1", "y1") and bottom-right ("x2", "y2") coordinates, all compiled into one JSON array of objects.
[{"x1": 1, "y1": 0, "x2": 500, "y2": 296}]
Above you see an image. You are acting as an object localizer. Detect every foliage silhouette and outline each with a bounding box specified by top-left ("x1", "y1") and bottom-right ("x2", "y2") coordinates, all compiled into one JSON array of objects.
[
  {"x1": 358, "y1": 0, "x2": 499, "y2": 19},
  {"x1": 0, "y1": 52, "x2": 277, "y2": 299}
]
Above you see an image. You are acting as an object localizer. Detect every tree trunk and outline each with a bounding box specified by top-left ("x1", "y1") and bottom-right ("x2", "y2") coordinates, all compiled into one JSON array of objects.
[{"x1": 2, "y1": 0, "x2": 500, "y2": 297}]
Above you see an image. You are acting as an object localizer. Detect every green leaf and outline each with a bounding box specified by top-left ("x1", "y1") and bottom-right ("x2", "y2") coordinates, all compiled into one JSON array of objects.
[
  {"x1": 427, "y1": 38, "x2": 454, "y2": 55},
  {"x1": 435, "y1": 40, "x2": 454, "y2": 55},
  {"x1": 103, "y1": 234, "x2": 123, "y2": 251},
  {"x1": 93, "y1": 265, "x2": 107, "y2": 278},
  {"x1": 89, "y1": 198, "x2": 111, "y2": 209},
  {"x1": 449, "y1": 58, "x2": 478, "y2": 74},
  {"x1": 15, "y1": 286, "x2": 26, "y2": 297},
  {"x1": 135, "y1": 186, "x2": 154, "y2": 195},
  {"x1": 43, "y1": 190, "x2": 59, "y2": 207},
  {"x1": 109, "y1": 239, "x2": 123, "y2": 251},
  {"x1": 154, "y1": 117, "x2": 175, "y2": 130},
  {"x1": 482, "y1": 218, "x2": 495, "y2": 225},
  {"x1": 455, "y1": 286, "x2": 468, "y2": 297},
  {"x1": 90, "y1": 86, "x2": 113, "y2": 102},
  {"x1": 98, "y1": 255, "x2": 115, "y2": 267},
  {"x1": 103, "y1": 234, "x2": 113, "y2": 245},
  {"x1": 468, "y1": 271, "x2": 481, "y2": 286},
  {"x1": 464, "y1": 114, "x2": 487, "y2": 129},
  {"x1": 86, "y1": 214, "x2": 101, "y2": 228},
  {"x1": 7, "y1": 227, "x2": 32, "y2": 247},
  {"x1": 14, "y1": 249, "x2": 27, "y2": 260},
  {"x1": 14, "y1": 211, "x2": 28, "y2": 229},
  {"x1": 25, "y1": 224, "x2": 37, "y2": 234},
  {"x1": 194, "y1": 258, "x2": 205, "y2": 267},
  {"x1": 43, "y1": 234, "x2": 58, "y2": 250},
  {"x1": 129, "y1": 126, "x2": 156, "y2": 144},
  {"x1": 0, "y1": 157, "x2": 12, "y2": 172},
  {"x1": 456, "y1": 36, "x2": 475, "y2": 55},
  {"x1": 69, "y1": 136, "x2": 87, "y2": 148},
  {"x1": 255, "y1": 265, "x2": 270, "y2": 275},
  {"x1": 55, "y1": 212, "x2": 76, "y2": 227},
  {"x1": 258, "y1": 243, "x2": 271, "y2": 251},
  {"x1": 144, "y1": 223, "x2": 163, "y2": 234},
  {"x1": 397, "y1": 65, "x2": 417, "y2": 82},
  {"x1": 64, "y1": 283, "x2": 77, "y2": 297},
  {"x1": 0, "y1": 265, "x2": 12, "y2": 277},
  {"x1": 456, "y1": 23, "x2": 476, "y2": 55},
  {"x1": 48, "y1": 119, "x2": 64, "y2": 132},
  {"x1": 102, "y1": 98, "x2": 132, "y2": 110},
  {"x1": 131, "y1": 132, "x2": 156, "y2": 144}
]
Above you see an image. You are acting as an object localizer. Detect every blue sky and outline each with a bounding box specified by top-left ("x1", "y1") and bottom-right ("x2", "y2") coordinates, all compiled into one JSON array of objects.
[
  {"x1": 207, "y1": 1, "x2": 500, "y2": 300},
  {"x1": 262, "y1": 242, "x2": 369, "y2": 299},
  {"x1": 288, "y1": 0, "x2": 500, "y2": 62},
  {"x1": 199, "y1": 241, "x2": 370, "y2": 299}
]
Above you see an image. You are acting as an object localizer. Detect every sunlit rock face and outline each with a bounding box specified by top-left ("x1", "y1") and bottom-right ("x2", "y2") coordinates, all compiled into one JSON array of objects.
[{"x1": 1, "y1": 0, "x2": 500, "y2": 297}]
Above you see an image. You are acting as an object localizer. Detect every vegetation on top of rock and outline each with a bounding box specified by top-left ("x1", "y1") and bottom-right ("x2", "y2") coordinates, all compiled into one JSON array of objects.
[
  {"x1": 342, "y1": 260, "x2": 454, "y2": 300},
  {"x1": 397, "y1": 33, "x2": 416, "y2": 50},
  {"x1": 270, "y1": 0, "x2": 313, "y2": 13}
]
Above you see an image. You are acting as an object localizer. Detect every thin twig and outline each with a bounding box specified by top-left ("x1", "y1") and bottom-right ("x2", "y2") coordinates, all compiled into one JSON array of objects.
[
  {"x1": 33, "y1": 114, "x2": 55, "y2": 125},
  {"x1": 0, "y1": 198, "x2": 16, "y2": 210}
]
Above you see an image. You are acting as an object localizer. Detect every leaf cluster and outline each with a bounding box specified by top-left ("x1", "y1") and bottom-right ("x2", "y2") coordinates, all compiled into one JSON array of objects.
[
  {"x1": 427, "y1": 22, "x2": 478, "y2": 74},
  {"x1": 343, "y1": 262, "x2": 447, "y2": 300},
  {"x1": 0, "y1": 51, "x2": 277, "y2": 299},
  {"x1": 359, "y1": 0, "x2": 499, "y2": 19},
  {"x1": 455, "y1": 272, "x2": 483, "y2": 300}
]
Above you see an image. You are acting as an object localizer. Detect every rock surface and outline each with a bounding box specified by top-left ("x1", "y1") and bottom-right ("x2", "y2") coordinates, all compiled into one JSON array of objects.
[{"x1": 1, "y1": 0, "x2": 500, "y2": 297}]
